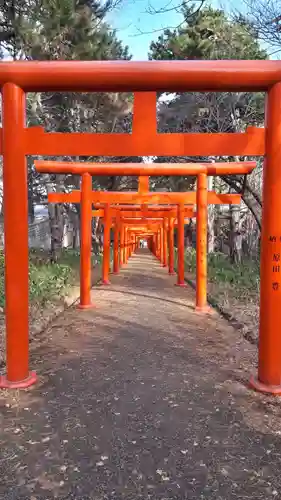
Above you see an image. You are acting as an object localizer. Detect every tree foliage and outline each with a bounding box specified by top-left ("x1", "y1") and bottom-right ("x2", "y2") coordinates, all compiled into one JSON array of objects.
[
  {"x1": 149, "y1": 6, "x2": 267, "y2": 252},
  {"x1": 149, "y1": 5, "x2": 267, "y2": 60},
  {"x1": 0, "y1": 0, "x2": 134, "y2": 259}
]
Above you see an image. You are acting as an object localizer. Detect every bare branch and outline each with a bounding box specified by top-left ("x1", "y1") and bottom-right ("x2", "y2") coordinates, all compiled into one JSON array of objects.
[
  {"x1": 146, "y1": 0, "x2": 187, "y2": 15},
  {"x1": 241, "y1": 0, "x2": 281, "y2": 49},
  {"x1": 146, "y1": 0, "x2": 205, "y2": 15},
  {"x1": 131, "y1": 0, "x2": 206, "y2": 36}
]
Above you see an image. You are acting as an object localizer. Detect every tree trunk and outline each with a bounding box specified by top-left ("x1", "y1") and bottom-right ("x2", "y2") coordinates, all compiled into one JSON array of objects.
[
  {"x1": 185, "y1": 221, "x2": 193, "y2": 248},
  {"x1": 47, "y1": 176, "x2": 64, "y2": 262},
  {"x1": 92, "y1": 217, "x2": 103, "y2": 255},
  {"x1": 71, "y1": 211, "x2": 80, "y2": 249},
  {"x1": 222, "y1": 175, "x2": 262, "y2": 230},
  {"x1": 229, "y1": 203, "x2": 241, "y2": 264},
  {"x1": 28, "y1": 163, "x2": 35, "y2": 223}
]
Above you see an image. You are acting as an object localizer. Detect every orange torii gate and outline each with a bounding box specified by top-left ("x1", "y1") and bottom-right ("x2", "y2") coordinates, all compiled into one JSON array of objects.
[
  {"x1": 46, "y1": 179, "x2": 196, "y2": 294},
  {"x1": 45, "y1": 167, "x2": 245, "y2": 290},
  {"x1": 94, "y1": 202, "x2": 195, "y2": 276},
  {"x1": 108, "y1": 174, "x2": 246, "y2": 310},
  {"x1": 45, "y1": 170, "x2": 196, "y2": 287},
  {"x1": 43, "y1": 168, "x2": 249, "y2": 310},
  {"x1": 1, "y1": 60, "x2": 278, "y2": 396},
  {"x1": 36, "y1": 161, "x2": 255, "y2": 308},
  {"x1": 94, "y1": 206, "x2": 195, "y2": 274}
]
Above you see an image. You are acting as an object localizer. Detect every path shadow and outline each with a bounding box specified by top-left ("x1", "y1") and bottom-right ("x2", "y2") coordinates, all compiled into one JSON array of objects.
[{"x1": 92, "y1": 287, "x2": 195, "y2": 311}]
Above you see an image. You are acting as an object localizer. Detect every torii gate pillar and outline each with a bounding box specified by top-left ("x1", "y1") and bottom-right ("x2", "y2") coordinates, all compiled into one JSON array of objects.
[
  {"x1": 120, "y1": 224, "x2": 125, "y2": 267},
  {"x1": 156, "y1": 229, "x2": 160, "y2": 260},
  {"x1": 102, "y1": 203, "x2": 111, "y2": 285},
  {"x1": 152, "y1": 234, "x2": 157, "y2": 256},
  {"x1": 124, "y1": 227, "x2": 129, "y2": 264},
  {"x1": 0, "y1": 84, "x2": 37, "y2": 388},
  {"x1": 113, "y1": 215, "x2": 120, "y2": 274},
  {"x1": 163, "y1": 218, "x2": 168, "y2": 267},
  {"x1": 78, "y1": 173, "x2": 95, "y2": 308},
  {"x1": 250, "y1": 83, "x2": 281, "y2": 394},
  {"x1": 176, "y1": 203, "x2": 187, "y2": 287},
  {"x1": 168, "y1": 217, "x2": 176, "y2": 275},
  {"x1": 195, "y1": 173, "x2": 210, "y2": 313}
]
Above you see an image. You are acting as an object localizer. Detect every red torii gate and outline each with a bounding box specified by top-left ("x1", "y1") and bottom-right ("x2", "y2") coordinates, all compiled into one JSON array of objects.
[
  {"x1": 106, "y1": 173, "x2": 244, "y2": 312},
  {"x1": 46, "y1": 172, "x2": 244, "y2": 283},
  {"x1": 96, "y1": 209, "x2": 194, "y2": 275},
  {"x1": 0, "y1": 60, "x2": 278, "y2": 397},
  {"x1": 94, "y1": 202, "x2": 195, "y2": 277},
  {"x1": 37, "y1": 160, "x2": 253, "y2": 306},
  {"x1": 47, "y1": 178, "x2": 196, "y2": 289}
]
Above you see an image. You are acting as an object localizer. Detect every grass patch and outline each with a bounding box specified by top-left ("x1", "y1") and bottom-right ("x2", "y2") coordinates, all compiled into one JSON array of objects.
[
  {"x1": 174, "y1": 247, "x2": 260, "y2": 303},
  {"x1": 0, "y1": 248, "x2": 112, "y2": 309},
  {"x1": 0, "y1": 249, "x2": 97, "y2": 309},
  {"x1": 28, "y1": 261, "x2": 73, "y2": 306},
  {"x1": 58, "y1": 249, "x2": 103, "y2": 269},
  {"x1": 174, "y1": 247, "x2": 260, "y2": 337},
  {"x1": 183, "y1": 248, "x2": 260, "y2": 298}
]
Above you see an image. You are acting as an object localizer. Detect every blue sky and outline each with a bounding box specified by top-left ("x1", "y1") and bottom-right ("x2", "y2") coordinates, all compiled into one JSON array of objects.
[{"x1": 108, "y1": 0, "x2": 245, "y2": 59}]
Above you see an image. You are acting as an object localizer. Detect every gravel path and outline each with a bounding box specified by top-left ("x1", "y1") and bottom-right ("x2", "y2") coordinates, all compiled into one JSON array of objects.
[{"x1": 1, "y1": 250, "x2": 281, "y2": 499}]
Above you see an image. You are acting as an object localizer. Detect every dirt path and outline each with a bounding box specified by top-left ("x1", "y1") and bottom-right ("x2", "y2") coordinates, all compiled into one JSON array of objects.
[{"x1": 1, "y1": 250, "x2": 281, "y2": 499}]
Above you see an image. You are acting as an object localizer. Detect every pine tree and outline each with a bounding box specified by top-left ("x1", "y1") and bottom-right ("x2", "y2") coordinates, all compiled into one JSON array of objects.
[
  {"x1": 0, "y1": 0, "x2": 133, "y2": 260},
  {"x1": 149, "y1": 6, "x2": 267, "y2": 256},
  {"x1": 149, "y1": 6, "x2": 267, "y2": 61},
  {"x1": 0, "y1": 0, "x2": 40, "y2": 59}
]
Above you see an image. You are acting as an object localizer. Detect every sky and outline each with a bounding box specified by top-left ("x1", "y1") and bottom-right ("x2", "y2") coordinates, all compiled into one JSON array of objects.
[{"x1": 108, "y1": 0, "x2": 245, "y2": 59}]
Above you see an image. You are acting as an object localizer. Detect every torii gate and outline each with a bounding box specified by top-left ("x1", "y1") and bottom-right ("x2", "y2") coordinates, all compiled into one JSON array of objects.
[
  {"x1": 93, "y1": 201, "x2": 194, "y2": 274},
  {"x1": 48, "y1": 178, "x2": 243, "y2": 286},
  {"x1": 94, "y1": 206, "x2": 195, "y2": 275},
  {"x1": 1, "y1": 61, "x2": 277, "y2": 396},
  {"x1": 45, "y1": 176, "x2": 196, "y2": 299},
  {"x1": 36, "y1": 161, "x2": 255, "y2": 310},
  {"x1": 110, "y1": 174, "x2": 246, "y2": 312},
  {"x1": 47, "y1": 177, "x2": 196, "y2": 290}
]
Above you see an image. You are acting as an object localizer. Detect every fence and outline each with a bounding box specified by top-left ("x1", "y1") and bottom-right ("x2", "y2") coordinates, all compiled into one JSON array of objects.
[{"x1": 0, "y1": 218, "x2": 75, "y2": 250}]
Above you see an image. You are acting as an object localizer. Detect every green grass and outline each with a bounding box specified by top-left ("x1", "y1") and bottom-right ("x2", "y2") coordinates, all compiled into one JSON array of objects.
[
  {"x1": 58, "y1": 248, "x2": 103, "y2": 269},
  {"x1": 175, "y1": 247, "x2": 260, "y2": 299},
  {"x1": 0, "y1": 247, "x2": 113, "y2": 309},
  {"x1": 28, "y1": 261, "x2": 73, "y2": 306},
  {"x1": 207, "y1": 252, "x2": 259, "y2": 295},
  {"x1": 0, "y1": 249, "x2": 91, "y2": 308}
]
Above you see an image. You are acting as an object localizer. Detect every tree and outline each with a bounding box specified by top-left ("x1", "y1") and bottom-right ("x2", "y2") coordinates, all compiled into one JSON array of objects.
[
  {"x1": 33, "y1": 0, "x2": 133, "y2": 260},
  {"x1": 149, "y1": 6, "x2": 267, "y2": 258},
  {"x1": 0, "y1": 0, "x2": 127, "y2": 59},
  {"x1": 0, "y1": 0, "x2": 134, "y2": 260},
  {"x1": 241, "y1": 0, "x2": 281, "y2": 53},
  {"x1": 0, "y1": 0, "x2": 39, "y2": 59}
]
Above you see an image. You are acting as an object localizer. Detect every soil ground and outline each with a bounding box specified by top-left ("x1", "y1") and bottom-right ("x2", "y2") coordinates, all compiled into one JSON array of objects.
[{"x1": 1, "y1": 250, "x2": 281, "y2": 500}]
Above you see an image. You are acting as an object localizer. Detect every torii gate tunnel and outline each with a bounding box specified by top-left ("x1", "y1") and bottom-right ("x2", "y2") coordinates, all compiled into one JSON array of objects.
[
  {"x1": 44, "y1": 165, "x2": 244, "y2": 303},
  {"x1": 36, "y1": 160, "x2": 254, "y2": 306},
  {"x1": 0, "y1": 60, "x2": 280, "y2": 396}
]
